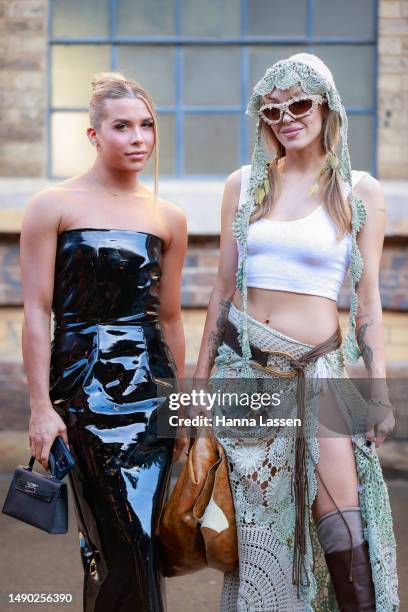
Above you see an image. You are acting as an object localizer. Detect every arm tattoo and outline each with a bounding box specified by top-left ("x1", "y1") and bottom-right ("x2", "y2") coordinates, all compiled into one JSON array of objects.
[
  {"x1": 357, "y1": 321, "x2": 374, "y2": 368},
  {"x1": 208, "y1": 299, "x2": 231, "y2": 367}
]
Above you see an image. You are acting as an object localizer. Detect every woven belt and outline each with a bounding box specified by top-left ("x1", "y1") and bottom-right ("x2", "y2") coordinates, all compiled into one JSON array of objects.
[
  {"x1": 224, "y1": 319, "x2": 300, "y2": 378},
  {"x1": 223, "y1": 317, "x2": 342, "y2": 592}
]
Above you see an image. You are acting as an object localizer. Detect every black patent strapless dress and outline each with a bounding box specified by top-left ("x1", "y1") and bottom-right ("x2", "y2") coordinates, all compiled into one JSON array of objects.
[{"x1": 50, "y1": 229, "x2": 176, "y2": 612}]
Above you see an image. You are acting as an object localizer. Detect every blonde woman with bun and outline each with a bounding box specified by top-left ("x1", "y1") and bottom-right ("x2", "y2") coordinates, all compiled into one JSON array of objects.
[{"x1": 20, "y1": 72, "x2": 187, "y2": 611}]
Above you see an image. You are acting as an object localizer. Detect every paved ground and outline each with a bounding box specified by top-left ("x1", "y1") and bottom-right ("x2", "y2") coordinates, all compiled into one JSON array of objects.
[
  {"x1": 0, "y1": 435, "x2": 407, "y2": 611},
  {"x1": 0, "y1": 473, "x2": 223, "y2": 612}
]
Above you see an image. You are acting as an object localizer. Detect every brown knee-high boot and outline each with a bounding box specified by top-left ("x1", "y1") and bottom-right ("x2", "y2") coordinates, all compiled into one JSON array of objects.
[
  {"x1": 316, "y1": 508, "x2": 376, "y2": 611},
  {"x1": 325, "y1": 541, "x2": 376, "y2": 611}
]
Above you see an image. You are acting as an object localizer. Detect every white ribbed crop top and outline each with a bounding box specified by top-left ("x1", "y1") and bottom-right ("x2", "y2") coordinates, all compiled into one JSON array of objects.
[{"x1": 236, "y1": 165, "x2": 367, "y2": 301}]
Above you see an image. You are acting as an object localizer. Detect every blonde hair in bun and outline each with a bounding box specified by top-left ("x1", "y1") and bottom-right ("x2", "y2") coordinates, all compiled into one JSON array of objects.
[{"x1": 89, "y1": 71, "x2": 159, "y2": 201}]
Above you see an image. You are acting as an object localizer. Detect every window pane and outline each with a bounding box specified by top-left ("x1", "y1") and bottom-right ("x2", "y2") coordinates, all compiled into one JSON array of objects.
[
  {"x1": 249, "y1": 45, "x2": 307, "y2": 93},
  {"x1": 52, "y1": 113, "x2": 95, "y2": 177},
  {"x1": 117, "y1": 46, "x2": 176, "y2": 107},
  {"x1": 51, "y1": 0, "x2": 109, "y2": 37},
  {"x1": 117, "y1": 0, "x2": 176, "y2": 36},
  {"x1": 348, "y1": 115, "x2": 372, "y2": 173},
  {"x1": 181, "y1": 0, "x2": 240, "y2": 36},
  {"x1": 314, "y1": 0, "x2": 375, "y2": 38},
  {"x1": 184, "y1": 47, "x2": 241, "y2": 106},
  {"x1": 317, "y1": 46, "x2": 374, "y2": 108},
  {"x1": 143, "y1": 114, "x2": 175, "y2": 175},
  {"x1": 52, "y1": 45, "x2": 110, "y2": 108},
  {"x1": 184, "y1": 114, "x2": 240, "y2": 174},
  {"x1": 248, "y1": 0, "x2": 307, "y2": 36}
]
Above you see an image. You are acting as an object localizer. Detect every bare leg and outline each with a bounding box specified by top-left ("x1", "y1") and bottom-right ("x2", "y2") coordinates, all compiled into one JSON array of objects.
[
  {"x1": 312, "y1": 390, "x2": 375, "y2": 611},
  {"x1": 312, "y1": 436, "x2": 359, "y2": 522}
]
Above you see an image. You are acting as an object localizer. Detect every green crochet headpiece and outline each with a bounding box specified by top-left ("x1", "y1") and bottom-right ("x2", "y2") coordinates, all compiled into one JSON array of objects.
[{"x1": 232, "y1": 53, "x2": 367, "y2": 374}]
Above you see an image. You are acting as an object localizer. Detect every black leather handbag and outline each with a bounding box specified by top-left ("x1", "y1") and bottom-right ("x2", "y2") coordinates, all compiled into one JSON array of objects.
[{"x1": 2, "y1": 455, "x2": 68, "y2": 534}]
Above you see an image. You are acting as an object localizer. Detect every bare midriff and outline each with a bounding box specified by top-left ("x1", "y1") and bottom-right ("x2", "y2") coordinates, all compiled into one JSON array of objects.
[{"x1": 232, "y1": 287, "x2": 340, "y2": 346}]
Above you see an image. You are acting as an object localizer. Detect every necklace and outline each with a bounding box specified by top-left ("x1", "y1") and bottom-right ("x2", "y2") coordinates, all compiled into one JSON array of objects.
[
  {"x1": 87, "y1": 174, "x2": 142, "y2": 198},
  {"x1": 87, "y1": 174, "x2": 119, "y2": 196}
]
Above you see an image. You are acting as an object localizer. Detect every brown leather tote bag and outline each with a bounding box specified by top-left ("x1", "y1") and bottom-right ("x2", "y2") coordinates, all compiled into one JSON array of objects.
[{"x1": 159, "y1": 435, "x2": 238, "y2": 576}]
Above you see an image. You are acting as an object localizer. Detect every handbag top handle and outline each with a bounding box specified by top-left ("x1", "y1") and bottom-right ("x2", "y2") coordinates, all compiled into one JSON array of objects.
[{"x1": 26, "y1": 455, "x2": 56, "y2": 477}]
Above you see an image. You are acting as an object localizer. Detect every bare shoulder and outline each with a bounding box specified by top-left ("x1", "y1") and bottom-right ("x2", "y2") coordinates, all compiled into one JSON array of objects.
[
  {"x1": 353, "y1": 173, "x2": 385, "y2": 212},
  {"x1": 157, "y1": 198, "x2": 187, "y2": 239},
  {"x1": 27, "y1": 175, "x2": 97, "y2": 231},
  {"x1": 26, "y1": 176, "x2": 86, "y2": 210},
  {"x1": 225, "y1": 168, "x2": 243, "y2": 195},
  {"x1": 221, "y1": 167, "x2": 244, "y2": 216},
  {"x1": 23, "y1": 175, "x2": 89, "y2": 234},
  {"x1": 24, "y1": 186, "x2": 64, "y2": 230},
  {"x1": 36, "y1": 175, "x2": 87, "y2": 197}
]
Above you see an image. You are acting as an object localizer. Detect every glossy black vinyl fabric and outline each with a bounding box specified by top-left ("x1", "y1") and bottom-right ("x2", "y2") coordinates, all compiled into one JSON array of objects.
[{"x1": 50, "y1": 229, "x2": 176, "y2": 612}]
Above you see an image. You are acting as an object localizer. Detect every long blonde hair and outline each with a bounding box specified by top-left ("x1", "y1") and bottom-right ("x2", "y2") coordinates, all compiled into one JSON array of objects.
[
  {"x1": 251, "y1": 106, "x2": 352, "y2": 238},
  {"x1": 89, "y1": 71, "x2": 159, "y2": 202}
]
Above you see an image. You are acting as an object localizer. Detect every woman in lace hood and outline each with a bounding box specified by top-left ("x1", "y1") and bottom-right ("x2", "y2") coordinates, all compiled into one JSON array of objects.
[{"x1": 194, "y1": 54, "x2": 399, "y2": 611}]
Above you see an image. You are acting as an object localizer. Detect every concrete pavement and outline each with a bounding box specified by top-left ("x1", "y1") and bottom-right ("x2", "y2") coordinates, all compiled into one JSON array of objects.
[{"x1": 0, "y1": 433, "x2": 407, "y2": 611}]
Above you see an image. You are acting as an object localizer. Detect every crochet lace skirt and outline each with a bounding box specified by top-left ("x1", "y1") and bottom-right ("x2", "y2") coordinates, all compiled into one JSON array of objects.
[{"x1": 210, "y1": 303, "x2": 399, "y2": 612}]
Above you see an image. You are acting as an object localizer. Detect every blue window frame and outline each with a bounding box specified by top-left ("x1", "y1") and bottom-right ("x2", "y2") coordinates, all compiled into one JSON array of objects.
[{"x1": 49, "y1": 0, "x2": 378, "y2": 179}]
